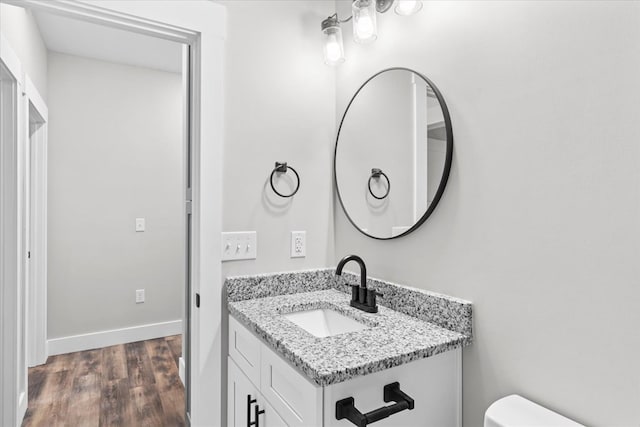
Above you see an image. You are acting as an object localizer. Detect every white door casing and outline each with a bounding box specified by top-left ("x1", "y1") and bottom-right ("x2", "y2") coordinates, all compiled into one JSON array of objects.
[
  {"x1": 25, "y1": 74, "x2": 48, "y2": 368},
  {"x1": 0, "y1": 32, "x2": 28, "y2": 427},
  {"x1": 0, "y1": 1, "x2": 226, "y2": 425}
]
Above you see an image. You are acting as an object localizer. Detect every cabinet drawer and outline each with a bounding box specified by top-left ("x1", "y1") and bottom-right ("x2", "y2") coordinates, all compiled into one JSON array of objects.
[
  {"x1": 260, "y1": 345, "x2": 322, "y2": 427},
  {"x1": 324, "y1": 348, "x2": 461, "y2": 427},
  {"x1": 229, "y1": 315, "x2": 261, "y2": 388}
]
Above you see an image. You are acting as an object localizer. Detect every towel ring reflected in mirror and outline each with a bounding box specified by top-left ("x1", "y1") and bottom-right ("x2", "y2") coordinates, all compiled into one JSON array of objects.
[{"x1": 368, "y1": 168, "x2": 390, "y2": 200}]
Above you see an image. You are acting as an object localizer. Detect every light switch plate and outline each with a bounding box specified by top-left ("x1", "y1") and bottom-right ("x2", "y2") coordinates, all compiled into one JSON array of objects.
[
  {"x1": 222, "y1": 231, "x2": 257, "y2": 261},
  {"x1": 135, "y1": 218, "x2": 145, "y2": 232},
  {"x1": 136, "y1": 289, "x2": 145, "y2": 304},
  {"x1": 291, "y1": 231, "x2": 306, "y2": 258}
]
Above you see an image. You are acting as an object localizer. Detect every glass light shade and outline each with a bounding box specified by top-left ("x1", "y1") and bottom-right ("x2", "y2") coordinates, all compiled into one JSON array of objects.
[
  {"x1": 394, "y1": 0, "x2": 423, "y2": 16},
  {"x1": 352, "y1": 0, "x2": 377, "y2": 44},
  {"x1": 322, "y1": 22, "x2": 345, "y2": 66}
]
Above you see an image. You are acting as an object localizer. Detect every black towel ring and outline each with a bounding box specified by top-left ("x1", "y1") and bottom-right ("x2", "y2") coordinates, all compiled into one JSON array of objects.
[
  {"x1": 270, "y1": 162, "x2": 300, "y2": 198},
  {"x1": 368, "y1": 168, "x2": 390, "y2": 200}
]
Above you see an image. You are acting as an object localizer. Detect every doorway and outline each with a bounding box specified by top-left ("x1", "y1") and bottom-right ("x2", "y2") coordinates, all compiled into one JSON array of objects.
[
  {"x1": 27, "y1": 8, "x2": 190, "y2": 426},
  {"x1": 1, "y1": 1, "x2": 225, "y2": 425}
]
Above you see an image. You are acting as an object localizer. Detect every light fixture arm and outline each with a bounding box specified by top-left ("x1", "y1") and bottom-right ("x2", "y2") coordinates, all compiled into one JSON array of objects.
[
  {"x1": 339, "y1": 15, "x2": 354, "y2": 23},
  {"x1": 323, "y1": 12, "x2": 353, "y2": 26}
]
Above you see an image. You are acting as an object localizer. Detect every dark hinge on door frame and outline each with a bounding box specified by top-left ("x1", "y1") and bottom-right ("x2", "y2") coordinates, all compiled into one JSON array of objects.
[{"x1": 186, "y1": 188, "x2": 193, "y2": 214}]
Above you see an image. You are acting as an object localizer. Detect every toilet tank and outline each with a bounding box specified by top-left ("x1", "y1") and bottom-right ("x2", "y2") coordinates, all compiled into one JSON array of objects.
[{"x1": 485, "y1": 395, "x2": 584, "y2": 427}]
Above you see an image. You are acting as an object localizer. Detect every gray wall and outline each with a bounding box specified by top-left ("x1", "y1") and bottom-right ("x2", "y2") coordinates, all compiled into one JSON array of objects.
[
  {"x1": 221, "y1": 0, "x2": 336, "y2": 278},
  {"x1": 0, "y1": 4, "x2": 48, "y2": 100},
  {"x1": 47, "y1": 52, "x2": 184, "y2": 338},
  {"x1": 334, "y1": 1, "x2": 640, "y2": 425}
]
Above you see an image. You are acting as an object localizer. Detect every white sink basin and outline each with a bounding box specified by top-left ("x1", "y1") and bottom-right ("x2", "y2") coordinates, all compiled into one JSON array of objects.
[{"x1": 283, "y1": 308, "x2": 369, "y2": 338}]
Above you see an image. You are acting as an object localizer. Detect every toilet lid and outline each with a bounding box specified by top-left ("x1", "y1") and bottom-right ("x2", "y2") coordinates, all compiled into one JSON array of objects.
[{"x1": 484, "y1": 395, "x2": 584, "y2": 427}]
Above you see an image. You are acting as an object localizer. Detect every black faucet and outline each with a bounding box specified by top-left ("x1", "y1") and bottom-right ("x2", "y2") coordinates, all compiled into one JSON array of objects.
[{"x1": 335, "y1": 254, "x2": 381, "y2": 313}]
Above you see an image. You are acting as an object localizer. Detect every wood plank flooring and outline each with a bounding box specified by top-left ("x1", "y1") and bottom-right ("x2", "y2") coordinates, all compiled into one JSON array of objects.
[{"x1": 21, "y1": 335, "x2": 185, "y2": 427}]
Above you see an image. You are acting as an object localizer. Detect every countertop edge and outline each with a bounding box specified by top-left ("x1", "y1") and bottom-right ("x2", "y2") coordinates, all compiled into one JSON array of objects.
[{"x1": 228, "y1": 301, "x2": 472, "y2": 387}]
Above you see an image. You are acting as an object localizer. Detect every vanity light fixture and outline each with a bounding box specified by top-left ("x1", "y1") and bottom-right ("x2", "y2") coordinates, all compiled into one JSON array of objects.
[
  {"x1": 394, "y1": 0, "x2": 423, "y2": 16},
  {"x1": 352, "y1": 0, "x2": 378, "y2": 44},
  {"x1": 321, "y1": 0, "x2": 422, "y2": 65},
  {"x1": 321, "y1": 15, "x2": 345, "y2": 66}
]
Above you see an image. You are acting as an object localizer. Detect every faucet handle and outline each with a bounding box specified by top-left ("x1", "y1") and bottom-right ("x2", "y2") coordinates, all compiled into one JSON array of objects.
[{"x1": 366, "y1": 288, "x2": 382, "y2": 308}]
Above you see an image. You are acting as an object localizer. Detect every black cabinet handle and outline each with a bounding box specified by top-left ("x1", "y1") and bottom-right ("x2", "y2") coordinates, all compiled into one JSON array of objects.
[
  {"x1": 247, "y1": 395, "x2": 257, "y2": 427},
  {"x1": 250, "y1": 404, "x2": 265, "y2": 427},
  {"x1": 336, "y1": 382, "x2": 414, "y2": 427}
]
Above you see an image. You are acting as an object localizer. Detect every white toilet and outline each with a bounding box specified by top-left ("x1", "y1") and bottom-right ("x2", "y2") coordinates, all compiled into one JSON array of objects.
[{"x1": 484, "y1": 395, "x2": 585, "y2": 427}]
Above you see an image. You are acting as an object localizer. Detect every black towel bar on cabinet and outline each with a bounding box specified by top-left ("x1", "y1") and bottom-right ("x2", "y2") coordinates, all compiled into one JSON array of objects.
[{"x1": 335, "y1": 382, "x2": 414, "y2": 427}]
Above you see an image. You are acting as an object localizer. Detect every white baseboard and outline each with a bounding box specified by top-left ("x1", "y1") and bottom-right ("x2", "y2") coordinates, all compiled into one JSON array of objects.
[
  {"x1": 179, "y1": 356, "x2": 185, "y2": 385},
  {"x1": 47, "y1": 319, "x2": 183, "y2": 356}
]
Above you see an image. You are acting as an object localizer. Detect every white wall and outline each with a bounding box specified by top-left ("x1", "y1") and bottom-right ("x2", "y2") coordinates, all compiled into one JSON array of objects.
[
  {"x1": 221, "y1": 0, "x2": 336, "y2": 277},
  {"x1": 334, "y1": 1, "x2": 640, "y2": 425},
  {"x1": 47, "y1": 52, "x2": 184, "y2": 339},
  {"x1": 0, "y1": 4, "x2": 47, "y2": 100},
  {"x1": 218, "y1": 2, "x2": 335, "y2": 423}
]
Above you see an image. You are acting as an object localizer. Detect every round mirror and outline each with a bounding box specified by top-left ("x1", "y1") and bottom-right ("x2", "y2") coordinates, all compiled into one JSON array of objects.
[{"x1": 334, "y1": 68, "x2": 453, "y2": 239}]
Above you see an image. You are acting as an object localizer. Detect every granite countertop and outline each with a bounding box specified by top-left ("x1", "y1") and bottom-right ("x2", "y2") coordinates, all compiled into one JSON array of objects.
[{"x1": 227, "y1": 270, "x2": 473, "y2": 387}]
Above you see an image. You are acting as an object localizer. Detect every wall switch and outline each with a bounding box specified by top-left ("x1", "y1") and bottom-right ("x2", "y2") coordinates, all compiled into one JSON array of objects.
[
  {"x1": 222, "y1": 231, "x2": 257, "y2": 261},
  {"x1": 290, "y1": 231, "x2": 306, "y2": 258},
  {"x1": 135, "y1": 218, "x2": 146, "y2": 232},
  {"x1": 136, "y1": 289, "x2": 145, "y2": 304}
]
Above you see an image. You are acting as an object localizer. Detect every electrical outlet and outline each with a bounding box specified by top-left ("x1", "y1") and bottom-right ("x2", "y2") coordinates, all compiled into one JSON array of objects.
[
  {"x1": 290, "y1": 231, "x2": 306, "y2": 258},
  {"x1": 136, "y1": 289, "x2": 145, "y2": 304},
  {"x1": 135, "y1": 218, "x2": 145, "y2": 232}
]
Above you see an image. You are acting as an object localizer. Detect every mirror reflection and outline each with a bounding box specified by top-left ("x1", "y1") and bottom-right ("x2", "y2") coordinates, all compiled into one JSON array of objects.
[{"x1": 334, "y1": 68, "x2": 452, "y2": 239}]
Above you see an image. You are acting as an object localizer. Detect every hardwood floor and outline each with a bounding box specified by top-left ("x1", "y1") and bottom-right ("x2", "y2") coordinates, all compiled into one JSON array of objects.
[{"x1": 21, "y1": 335, "x2": 185, "y2": 427}]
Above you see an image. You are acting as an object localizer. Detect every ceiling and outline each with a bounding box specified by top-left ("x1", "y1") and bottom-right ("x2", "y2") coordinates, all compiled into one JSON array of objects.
[{"x1": 34, "y1": 11, "x2": 183, "y2": 74}]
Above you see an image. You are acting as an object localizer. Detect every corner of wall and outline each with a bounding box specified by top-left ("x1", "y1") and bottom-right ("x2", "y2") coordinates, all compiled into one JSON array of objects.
[{"x1": 0, "y1": 3, "x2": 48, "y2": 101}]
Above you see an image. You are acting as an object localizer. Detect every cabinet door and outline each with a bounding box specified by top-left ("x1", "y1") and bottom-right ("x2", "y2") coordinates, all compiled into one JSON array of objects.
[
  {"x1": 229, "y1": 357, "x2": 259, "y2": 427},
  {"x1": 262, "y1": 400, "x2": 288, "y2": 427},
  {"x1": 229, "y1": 357, "x2": 289, "y2": 427}
]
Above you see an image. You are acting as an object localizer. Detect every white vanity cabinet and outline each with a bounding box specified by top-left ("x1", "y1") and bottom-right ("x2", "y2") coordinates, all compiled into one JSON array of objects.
[{"x1": 228, "y1": 315, "x2": 462, "y2": 427}]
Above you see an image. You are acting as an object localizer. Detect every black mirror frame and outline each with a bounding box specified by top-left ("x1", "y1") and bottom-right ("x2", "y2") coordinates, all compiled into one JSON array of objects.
[{"x1": 334, "y1": 67, "x2": 454, "y2": 240}]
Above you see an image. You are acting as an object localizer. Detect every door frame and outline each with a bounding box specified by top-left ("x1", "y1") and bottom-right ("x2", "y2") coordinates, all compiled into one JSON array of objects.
[
  {"x1": 24, "y1": 74, "x2": 48, "y2": 368},
  {"x1": 0, "y1": 1, "x2": 226, "y2": 425},
  {"x1": 1, "y1": 32, "x2": 28, "y2": 427}
]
